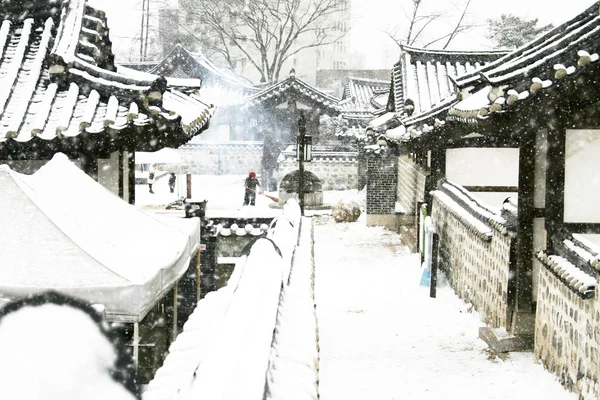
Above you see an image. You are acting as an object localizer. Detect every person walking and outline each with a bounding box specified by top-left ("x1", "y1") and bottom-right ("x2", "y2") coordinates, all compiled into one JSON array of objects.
[
  {"x1": 148, "y1": 169, "x2": 156, "y2": 194},
  {"x1": 243, "y1": 171, "x2": 260, "y2": 206},
  {"x1": 168, "y1": 173, "x2": 176, "y2": 193}
]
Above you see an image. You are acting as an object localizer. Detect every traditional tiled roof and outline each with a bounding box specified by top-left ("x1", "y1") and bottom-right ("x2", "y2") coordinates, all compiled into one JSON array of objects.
[
  {"x1": 536, "y1": 230, "x2": 600, "y2": 299},
  {"x1": 0, "y1": 0, "x2": 214, "y2": 156},
  {"x1": 243, "y1": 73, "x2": 340, "y2": 114},
  {"x1": 204, "y1": 217, "x2": 274, "y2": 237},
  {"x1": 391, "y1": 45, "x2": 509, "y2": 117},
  {"x1": 392, "y1": 3, "x2": 600, "y2": 146},
  {"x1": 339, "y1": 76, "x2": 390, "y2": 118},
  {"x1": 147, "y1": 44, "x2": 256, "y2": 106}
]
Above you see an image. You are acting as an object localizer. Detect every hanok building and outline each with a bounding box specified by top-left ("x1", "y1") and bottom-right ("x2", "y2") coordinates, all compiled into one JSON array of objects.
[
  {"x1": 241, "y1": 70, "x2": 362, "y2": 196},
  {"x1": 366, "y1": 3, "x2": 600, "y2": 397},
  {"x1": 124, "y1": 44, "x2": 262, "y2": 175},
  {"x1": 0, "y1": 0, "x2": 214, "y2": 203}
]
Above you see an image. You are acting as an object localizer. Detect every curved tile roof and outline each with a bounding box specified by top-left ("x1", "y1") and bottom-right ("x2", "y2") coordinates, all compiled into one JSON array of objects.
[
  {"x1": 0, "y1": 0, "x2": 214, "y2": 154},
  {"x1": 243, "y1": 74, "x2": 340, "y2": 114}
]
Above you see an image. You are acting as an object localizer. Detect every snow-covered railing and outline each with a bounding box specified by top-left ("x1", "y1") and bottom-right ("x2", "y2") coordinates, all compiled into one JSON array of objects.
[
  {"x1": 143, "y1": 200, "x2": 304, "y2": 400},
  {"x1": 264, "y1": 215, "x2": 319, "y2": 400}
]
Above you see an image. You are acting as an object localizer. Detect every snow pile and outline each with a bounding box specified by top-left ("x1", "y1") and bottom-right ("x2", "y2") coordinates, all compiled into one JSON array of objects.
[{"x1": 0, "y1": 293, "x2": 137, "y2": 400}]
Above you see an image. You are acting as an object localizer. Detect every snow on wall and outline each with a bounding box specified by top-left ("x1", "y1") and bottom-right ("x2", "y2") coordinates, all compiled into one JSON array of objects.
[
  {"x1": 535, "y1": 266, "x2": 599, "y2": 398},
  {"x1": 143, "y1": 200, "x2": 306, "y2": 400},
  {"x1": 446, "y1": 148, "x2": 519, "y2": 188},
  {"x1": 432, "y1": 195, "x2": 514, "y2": 329},
  {"x1": 564, "y1": 130, "x2": 600, "y2": 223}
]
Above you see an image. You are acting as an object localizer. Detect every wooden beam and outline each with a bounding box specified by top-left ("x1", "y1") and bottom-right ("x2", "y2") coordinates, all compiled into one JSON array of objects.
[
  {"x1": 563, "y1": 223, "x2": 600, "y2": 234},
  {"x1": 463, "y1": 186, "x2": 518, "y2": 193},
  {"x1": 128, "y1": 150, "x2": 135, "y2": 205}
]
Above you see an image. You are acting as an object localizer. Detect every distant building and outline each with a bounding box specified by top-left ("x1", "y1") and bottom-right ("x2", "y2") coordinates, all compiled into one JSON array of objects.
[{"x1": 163, "y1": 0, "x2": 353, "y2": 85}]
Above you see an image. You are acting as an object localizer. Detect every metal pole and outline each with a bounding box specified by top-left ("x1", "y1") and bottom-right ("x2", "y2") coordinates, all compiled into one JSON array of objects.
[
  {"x1": 298, "y1": 112, "x2": 306, "y2": 216},
  {"x1": 430, "y1": 233, "x2": 439, "y2": 298}
]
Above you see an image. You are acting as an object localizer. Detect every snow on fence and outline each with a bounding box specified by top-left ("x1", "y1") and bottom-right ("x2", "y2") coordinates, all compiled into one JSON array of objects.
[
  {"x1": 143, "y1": 199, "x2": 319, "y2": 400},
  {"x1": 430, "y1": 180, "x2": 516, "y2": 329}
]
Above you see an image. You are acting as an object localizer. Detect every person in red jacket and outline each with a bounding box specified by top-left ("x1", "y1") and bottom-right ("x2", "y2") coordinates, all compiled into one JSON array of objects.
[{"x1": 243, "y1": 171, "x2": 260, "y2": 206}]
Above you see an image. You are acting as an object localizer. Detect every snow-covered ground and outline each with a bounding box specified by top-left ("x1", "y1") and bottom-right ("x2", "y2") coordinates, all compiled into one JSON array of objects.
[{"x1": 313, "y1": 215, "x2": 575, "y2": 400}]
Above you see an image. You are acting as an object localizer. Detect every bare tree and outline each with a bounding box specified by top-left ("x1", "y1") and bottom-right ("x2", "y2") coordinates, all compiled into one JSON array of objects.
[
  {"x1": 385, "y1": 0, "x2": 477, "y2": 49},
  {"x1": 179, "y1": 0, "x2": 348, "y2": 83}
]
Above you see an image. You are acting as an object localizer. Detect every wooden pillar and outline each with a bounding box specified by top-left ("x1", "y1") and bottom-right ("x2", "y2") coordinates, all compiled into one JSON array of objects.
[
  {"x1": 133, "y1": 322, "x2": 139, "y2": 370},
  {"x1": 128, "y1": 150, "x2": 135, "y2": 205},
  {"x1": 424, "y1": 146, "x2": 446, "y2": 210},
  {"x1": 511, "y1": 129, "x2": 536, "y2": 335},
  {"x1": 186, "y1": 174, "x2": 192, "y2": 199},
  {"x1": 118, "y1": 150, "x2": 124, "y2": 199},
  {"x1": 544, "y1": 120, "x2": 566, "y2": 243}
]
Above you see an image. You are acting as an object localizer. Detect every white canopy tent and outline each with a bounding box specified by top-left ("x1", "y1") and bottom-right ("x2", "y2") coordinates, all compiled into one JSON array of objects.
[{"x1": 0, "y1": 154, "x2": 199, "y2": 323}]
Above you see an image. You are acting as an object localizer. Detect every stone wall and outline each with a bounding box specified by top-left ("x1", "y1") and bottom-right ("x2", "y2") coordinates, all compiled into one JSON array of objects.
[
  {"x1": 357, "y1": 150, "x2": 367, "y2": 190},
  {"x1": 276, "y1": 160, "x2": 358, "y2": 191},
  {"x1": 432, "y1": 196, "x2": 513, "y2": 328},
  {"x1": 396, "y1": 155, "x2": 427, "y2": 215},
  {"x1": 167, "y1": 142, "x2": 263, "y2": 175},
  {"x1": 535, "y1": 267, "x2": 598, "y2": 398}
]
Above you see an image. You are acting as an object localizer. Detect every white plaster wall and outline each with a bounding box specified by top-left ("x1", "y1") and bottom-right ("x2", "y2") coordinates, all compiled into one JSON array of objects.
[
  {"x1": 446, "y1": 148, "x2": 519, "y2": 187},
  {"x1": 98, "y1": 151, "x2": 120, "y2": 197},
  {"x1": 564, "y1": 129, "x2": 600, "y2": 223}
]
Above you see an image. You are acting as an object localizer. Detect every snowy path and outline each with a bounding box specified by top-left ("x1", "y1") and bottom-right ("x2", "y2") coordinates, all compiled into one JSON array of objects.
[{"x1": 314, "y1": 217, "x2": 576, "y2": 400}]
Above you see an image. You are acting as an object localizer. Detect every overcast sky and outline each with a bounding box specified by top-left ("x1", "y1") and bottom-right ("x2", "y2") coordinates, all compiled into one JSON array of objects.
[{"x1": 98, "y1": 0, "x2": 598, "y2": 68}]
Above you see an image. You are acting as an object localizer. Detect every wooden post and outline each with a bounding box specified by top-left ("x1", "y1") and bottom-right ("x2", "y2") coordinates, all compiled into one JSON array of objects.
[
  {"x1": 133, "y1": 322, "x2": 139, "y2": 370},
  {"x1": 186, "y1": 174, "x2": 192, "y2": 199},
  {"x1": 128, "y1": 150, "x2": 135, "y2": 205},
  {"x1": 172, "y1": 283, "x2": 179, "y2": 341},
  {"x1": 196, "y1": 248, "x2": 202, "y2": 301},
  {"x1": 512, "y1": 129, "x2": 536, "y2": 335},
  {"x1": 430, "y1": 233, "x2": 439, "y2": 298}
]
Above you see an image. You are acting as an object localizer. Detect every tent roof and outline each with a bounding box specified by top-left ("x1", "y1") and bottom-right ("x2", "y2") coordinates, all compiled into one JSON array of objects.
[{"x1": 0, "y1": 153, "x2": 200, "y2": 322}]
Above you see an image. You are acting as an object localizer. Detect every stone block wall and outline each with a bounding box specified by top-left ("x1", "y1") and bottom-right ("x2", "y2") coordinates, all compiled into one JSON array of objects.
[
  {"x1": 535, "y1": 267, "x2": 599, "y2": 397},
  {"x1": 366, "y1": 153, "x2": 398, "y2": 215},
  {"x1": 276, "y1": 160, "x2": 358, "y2": 191},
  {"x1": 164, "y1": 142, "x2": 263, "y2": 175},
  {"x1": 432, "y1": 196, "x2": 513, "y2": 328},
  {"x1": 357, "y1": 150, "x2": 367, "y2": 190},
  {"x1": 396, "y1": 155, "x2": 427, "y2": 215}
]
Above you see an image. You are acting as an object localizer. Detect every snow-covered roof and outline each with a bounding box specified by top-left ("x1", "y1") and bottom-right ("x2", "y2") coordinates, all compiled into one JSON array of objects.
[
  {"x1": 147, "y1": 44, "x2": 256, "y2": 106},
  {"x1": 339, "y1": 76, "x2": 390, "y2": 118},
  {"x1": 387, "y1": 3, "x2": 600, "y2": 147},
  {"x1": 536, "y1": 229, "x2": 600, "y2": 299},
  {"x1": 536, "y1": 230, "x2": 599, "y2": 299},
  {"x1": 391, "y1": 45, "x2": 509, "y2": 117},
  {"x1": 0, "y1": 154, "x2": 200, "y2": 323},
  {"x1": 0, "y1": 0, "x2": 214, "y2": 156},
  {"x1": 243, "y1": 73, "x2": 341, "y2": 114}
]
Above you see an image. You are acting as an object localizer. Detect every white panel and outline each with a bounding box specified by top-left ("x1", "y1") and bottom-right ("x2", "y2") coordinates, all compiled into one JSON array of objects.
[
  {"x1": 446, "y1": 148, "x2": 519, "y2": 187},
  {"x1": 564, "y1": 129, "x2": 600, "y2": 223},
  {"x1": 218, "y1": 124, "x2": 231, "y2": 141},
  {"x1": 98, "y1": 151, "x2": 120, "y2": 196}
]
